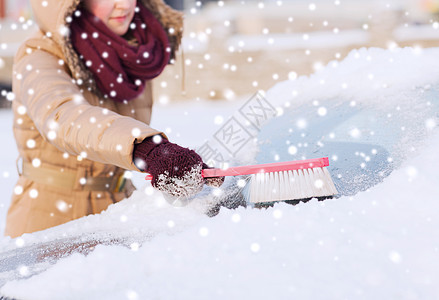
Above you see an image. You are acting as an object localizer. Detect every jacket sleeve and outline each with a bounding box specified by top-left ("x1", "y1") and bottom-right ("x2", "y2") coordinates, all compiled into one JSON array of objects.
[{"x1": 13, "y1": 48, "x2": 163, "y2": 171}]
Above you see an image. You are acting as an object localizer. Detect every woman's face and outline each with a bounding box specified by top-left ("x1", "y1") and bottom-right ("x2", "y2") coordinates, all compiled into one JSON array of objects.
[{"x1": 83, "y1": 0, "x2": 137, "y2": 36}]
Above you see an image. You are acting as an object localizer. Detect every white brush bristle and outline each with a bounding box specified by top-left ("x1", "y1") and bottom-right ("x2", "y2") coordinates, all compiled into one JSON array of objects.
[{"x1": 248, "y1": 167, "x2": 338, "y2": 204}]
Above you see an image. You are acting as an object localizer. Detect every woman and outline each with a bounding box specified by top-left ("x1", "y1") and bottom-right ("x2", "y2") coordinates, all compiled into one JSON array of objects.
[{"x1": 5, "y1": 0, "x2": 222, "y2": 238}]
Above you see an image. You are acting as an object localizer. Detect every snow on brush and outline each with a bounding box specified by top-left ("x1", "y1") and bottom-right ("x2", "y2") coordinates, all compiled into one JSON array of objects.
[{"x1": 1, "y1": 47, "x2": 439, "y2": 299}]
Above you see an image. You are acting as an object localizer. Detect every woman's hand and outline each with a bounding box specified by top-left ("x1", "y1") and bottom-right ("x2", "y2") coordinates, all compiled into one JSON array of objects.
[{"x1": 133, "y1": 135, "x2": 224, "y2": 198}]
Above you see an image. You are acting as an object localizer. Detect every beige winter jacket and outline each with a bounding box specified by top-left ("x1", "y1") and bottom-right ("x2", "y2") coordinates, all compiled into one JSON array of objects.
[{"x1": 5, "y1": 0, "x2": 183, "y2": 238}]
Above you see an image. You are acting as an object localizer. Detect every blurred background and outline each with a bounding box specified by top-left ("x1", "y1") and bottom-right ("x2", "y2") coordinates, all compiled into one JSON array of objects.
[{"x1": 1, "y1": 0, "x2": 439, "y2": 107}]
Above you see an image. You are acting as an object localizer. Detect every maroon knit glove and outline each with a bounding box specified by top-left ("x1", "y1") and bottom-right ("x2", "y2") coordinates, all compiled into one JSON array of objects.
[{"x1": 133, "y1": 135, "x2": 223, "y2": 198}]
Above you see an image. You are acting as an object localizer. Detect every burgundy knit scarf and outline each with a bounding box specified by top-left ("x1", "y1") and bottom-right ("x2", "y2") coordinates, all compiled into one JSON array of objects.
[{"x1": 70, "y1": 3, "x2": 170, "y2": 102}]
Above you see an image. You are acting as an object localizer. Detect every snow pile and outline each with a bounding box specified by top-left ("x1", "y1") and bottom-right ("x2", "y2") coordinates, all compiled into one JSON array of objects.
[
  {"x1": 0, "y1": 187, "x2": 210, "y2": 252},
  {"x1": 267, "y1": 47, "x2": 439, "y2": 107},
  {"x1": 1, "y1": 47, "x2": 439, "y2": 299},
  {"x1": 2, "y1": 132, "x2": 439, "y2": 299}
]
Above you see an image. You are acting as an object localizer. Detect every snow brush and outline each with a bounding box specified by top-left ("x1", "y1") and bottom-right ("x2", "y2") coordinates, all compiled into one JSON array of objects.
[{"x1": 145, "y1": 157, "x2": 338, "y2": 204}]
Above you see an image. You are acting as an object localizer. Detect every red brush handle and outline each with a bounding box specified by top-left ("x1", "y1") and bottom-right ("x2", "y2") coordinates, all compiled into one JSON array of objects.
[{"x1": 145, "y1": 157, "x2": 329, "y2": 180}]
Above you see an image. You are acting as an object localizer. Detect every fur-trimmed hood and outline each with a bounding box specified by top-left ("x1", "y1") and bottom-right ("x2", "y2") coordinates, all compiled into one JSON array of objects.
[{"x1": 29, "y1": 0, "x2": 183, "y2": 90}]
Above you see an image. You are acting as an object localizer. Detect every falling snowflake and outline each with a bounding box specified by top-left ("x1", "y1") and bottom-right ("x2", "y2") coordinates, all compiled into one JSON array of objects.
[
  {"x1": 47, "y1": 131, "x2": 57, "y2": 140},
  {"x1": 288, "y1": 72, "x2": 298, "y2": 81},
  {"x1": 29, "y1": 189, "x2": 39, "y2": 199},
  {"x1": 231, "y1": 213, "x2": 241, "y2": 223},
  {"x1": 26, "y1": 139, "x2": 36, "y2": 148},
  {"x1": 425, "y1": 118, "x2": 436, "y2": 130},
  {"x1": 56, "y1": 200, "x2": 69, "y2": 213},
  {"x1": 17, "y1": 105, "x2": 26, "y2": 115},
  {"x1": 349, "y1": 128, "x2": 361, "y2": 138},
  {"x1": 199, "y1": 227, "x2": 209, "y2": 237},
  {"x1": 214, "y1": 115, "x2": 224, "y2": 125},
  {"x1": 144, "y1": 186, "x2": 154, "y2": 196},
  {"x1": 318, "y1": 107, "x2": 327, "y2": 116},
  {"x1": 288, "y1": 145, "x2": 298, "y2": 155},
  {"x1": 296, "y1": 119, "x2": 307, "y2": 129},
  {"x1": 130, "y1": 243, "x2": 140, "y2": 251},
  {"x1": 405, "y1": 166, "x2": 418, "y2": 181},
  {"x1": 18, "y1": 265, "x2": 30, "y2": 277},
  {"x1": 273, "y1": 209, "x2": 283, "y2": 219},
  {"x1": 125, "y1": 290, "x2": 139, "y2": 300},
  {"x1": 14, "y1": 185, "x2": 24, "y2": 195},
  {"x1": 388, "y1": 251, "x2": 402, "y2": 264},
  {"x1": 32, "y1": 158, "x2": 41, "y2": 168},
  {"x1": 250, "y1": 243, "x2": 261, "y2": 253}
]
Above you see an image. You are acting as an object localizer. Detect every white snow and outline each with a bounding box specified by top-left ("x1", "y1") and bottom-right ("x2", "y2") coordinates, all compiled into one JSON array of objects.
[
  {"x1": 266, "y1": 47, "x2": 439, "y2": 107},
  {"x1": 1, "y1": 46, "x2": 439, "y2": 299}
]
